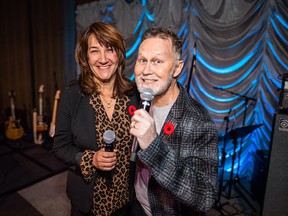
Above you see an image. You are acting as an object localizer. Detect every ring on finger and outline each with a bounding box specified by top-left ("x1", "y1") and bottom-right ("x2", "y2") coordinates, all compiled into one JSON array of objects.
[{"x1": 131, "y1": 122, "x2": 135, "y2": 128}]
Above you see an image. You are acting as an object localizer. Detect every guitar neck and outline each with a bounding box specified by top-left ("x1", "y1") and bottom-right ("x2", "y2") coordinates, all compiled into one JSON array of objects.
[
  {"x1": 51, "y1": 102, "x2": 56, "y2": 123},
  {"x1": 8, "y1": 90, "x2": 17, "y2": 120},
  {"x1": 49, "y1": 90, "x2": 60, "y2": 137},
  {"x1": 39, "y1": 93, "x2": 43, "y2": 117},
  {"x1": 38, "y1": 84, "x2": 45, "y2": 121},
  {"x1": 10, "y1": 97, "x2": 16, "y2": 120},
  {"x1": 51, "y1": 90, "x2": 60, "y2": 124}
]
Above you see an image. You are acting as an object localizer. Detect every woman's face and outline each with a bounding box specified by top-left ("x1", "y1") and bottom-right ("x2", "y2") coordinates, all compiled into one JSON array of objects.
[{"x1": 87, "y1": 34, "x2": 119, "y2": 83}]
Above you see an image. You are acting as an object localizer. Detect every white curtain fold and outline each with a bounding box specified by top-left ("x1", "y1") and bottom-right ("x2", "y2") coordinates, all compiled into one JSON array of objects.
[{"x1": 74, "y1": 0, "x2": 288, "y2": 179}]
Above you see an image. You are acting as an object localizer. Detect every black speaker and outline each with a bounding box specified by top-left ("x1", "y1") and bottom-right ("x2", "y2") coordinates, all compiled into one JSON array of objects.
[
  {"x1": 251, "y1": 150, "x2": 268, "y2": 206},
  {"x1": 279, "y1": 73, "x2": 288, "y2": 110},
  {"x1": 261, "y1": 111, "x2": 288, "y2": 216}
]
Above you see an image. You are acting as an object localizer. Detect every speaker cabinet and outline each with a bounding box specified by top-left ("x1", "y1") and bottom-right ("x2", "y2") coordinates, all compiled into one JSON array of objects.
[
  {"x1": 251, "y1": 150, "x2": 268, "y2": 206},
  {"x1": 261, "y1": 111, "x2": 288, "y2": 216}
]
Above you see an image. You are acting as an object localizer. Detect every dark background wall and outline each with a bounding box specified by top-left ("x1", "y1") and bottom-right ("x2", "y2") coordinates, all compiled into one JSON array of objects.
[{"x1": 0, "y1": 0, "x2": 89, "y2": 130}]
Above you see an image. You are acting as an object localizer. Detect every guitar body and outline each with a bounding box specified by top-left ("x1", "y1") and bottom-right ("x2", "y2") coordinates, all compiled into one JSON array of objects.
[
  {"x1": 5, "y1": 90, "x2": 24, "y2": 140},
  {"x1": 5, "y1": 117, "x2": 25, "y2": 140},
  {"x1": 37, "y1": 122, "x2": 48, "y2": 132}
]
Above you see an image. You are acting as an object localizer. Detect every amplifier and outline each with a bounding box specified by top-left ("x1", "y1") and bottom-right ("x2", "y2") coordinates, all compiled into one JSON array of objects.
[
  {"x1": 279, "y1": 73, "x2": 288, "y2": 110},
  {"x1": 261, "y1": 111, "x2": 288, "y2": 216}
]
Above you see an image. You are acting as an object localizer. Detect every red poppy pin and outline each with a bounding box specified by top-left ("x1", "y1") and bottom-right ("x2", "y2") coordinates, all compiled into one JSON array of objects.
[
  {"x1": 163, "y1": 122, "x2": 174, "y2": 135},
  {"x1": 128, "y1": 105, "x2": 137, "y2": 116}
]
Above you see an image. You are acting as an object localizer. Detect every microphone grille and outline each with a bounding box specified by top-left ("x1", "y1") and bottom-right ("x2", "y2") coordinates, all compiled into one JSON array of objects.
[
  {"x1": 140, "y1": 88, "x2": 154, "y2": 101},
  {"x1": 103, "y1": 130, "x2": 115, "y2": 144}
]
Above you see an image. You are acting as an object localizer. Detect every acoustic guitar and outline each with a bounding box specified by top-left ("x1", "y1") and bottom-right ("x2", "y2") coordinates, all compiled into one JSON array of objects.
[
  {"x1": 5, "y1": 90, "x2": 24, "y2": 140},
  {"x1": 49, "y1": 90, "x2": 61, "y2": 137}
]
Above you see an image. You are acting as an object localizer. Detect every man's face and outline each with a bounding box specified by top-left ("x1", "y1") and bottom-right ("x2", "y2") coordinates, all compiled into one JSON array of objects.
[{"x1": 134, "y1": 37, "x2": 182, "y2": 96}]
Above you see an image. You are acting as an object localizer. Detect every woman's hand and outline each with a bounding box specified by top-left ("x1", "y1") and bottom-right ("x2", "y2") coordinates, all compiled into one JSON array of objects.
[{"x1": 92, "y1": 148, "x2": 117, "y2": 171}]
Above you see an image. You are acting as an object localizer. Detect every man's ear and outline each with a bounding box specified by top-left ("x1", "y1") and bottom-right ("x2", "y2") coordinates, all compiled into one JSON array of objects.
[{"x1": 173, "y1": 60, "x2": 184, "y2": 78}]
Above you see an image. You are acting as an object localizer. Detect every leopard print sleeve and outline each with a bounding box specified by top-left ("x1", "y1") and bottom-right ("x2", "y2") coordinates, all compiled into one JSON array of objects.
[{"x1": 80, "y1": 150, "x2": 97, "y2": 182}]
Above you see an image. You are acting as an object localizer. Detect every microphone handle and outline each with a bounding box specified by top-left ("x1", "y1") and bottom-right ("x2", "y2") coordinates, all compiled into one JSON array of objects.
[
  {"x1": 130, "y1": 138, "x2": 138, "y2": 162},
  {"x1": 104, "y1": 140, "x2": 114, "y2": 186},
  {"x1": 105, "y1": 142, "x2": 113, "y2": 152},
  {"x1": 130, "y1": 98, "x2": 153, "y2": 162}
]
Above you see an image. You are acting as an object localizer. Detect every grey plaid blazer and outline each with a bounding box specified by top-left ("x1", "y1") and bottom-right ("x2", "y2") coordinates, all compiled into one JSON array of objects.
[{"x1": 137, "y1": 83, "x2": 219, "y2": 216}]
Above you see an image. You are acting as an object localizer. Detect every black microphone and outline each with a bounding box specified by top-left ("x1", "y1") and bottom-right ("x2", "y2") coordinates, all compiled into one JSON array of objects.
[
  {"x1": 103, "y1": 130, "x2": 116, "y2": 186},
  {"x1": 130, "y1": 88, "x2": 154, "y2": 162},
  {"x1": 228, "y1": 108, "x2": 232, "y2": 114},
  {"x1": 103, "y1": 130, "x2": 115, "y2": 152},
  {"x1": 223, "y1": 108, "x2": 232, "y2": 123}
]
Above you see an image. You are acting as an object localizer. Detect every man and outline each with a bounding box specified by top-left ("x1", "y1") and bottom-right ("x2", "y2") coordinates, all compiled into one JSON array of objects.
[{"x1": 130, "y1": 27, "x2": 218, "y2": 215}]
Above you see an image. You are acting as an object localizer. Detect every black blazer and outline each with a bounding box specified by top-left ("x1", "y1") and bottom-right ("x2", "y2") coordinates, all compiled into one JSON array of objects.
[{"x1": 53, "y1": 84, "x2": 140, "y2": 213}]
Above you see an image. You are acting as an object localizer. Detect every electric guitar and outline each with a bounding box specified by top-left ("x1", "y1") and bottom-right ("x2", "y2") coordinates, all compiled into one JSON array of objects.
[
  {"x1": 33, "y1": 84, "x2": 48, "y2": 144},
  {"x1": 49, "y1": 90, "x2": 61, "y2": 137},
  {"x1": 5, "y1": 90, "x2": 24, "y2": 140}
]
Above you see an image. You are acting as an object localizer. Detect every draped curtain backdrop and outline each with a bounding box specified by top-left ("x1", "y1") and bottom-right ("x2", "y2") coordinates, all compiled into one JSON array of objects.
[{"x1": 74, "y1": 0, "x2": 288, "y2": 180}]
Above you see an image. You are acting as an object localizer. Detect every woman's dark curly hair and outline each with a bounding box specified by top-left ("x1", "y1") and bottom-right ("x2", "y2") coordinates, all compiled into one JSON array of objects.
[{"x1": 75, "y1": 22, "x2": 134, "y2": 97}]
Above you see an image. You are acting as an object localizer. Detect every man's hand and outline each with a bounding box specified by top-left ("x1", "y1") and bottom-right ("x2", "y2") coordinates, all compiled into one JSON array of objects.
[{"x1": 130, "y1": 109, "x2": 157, "y2": 150}]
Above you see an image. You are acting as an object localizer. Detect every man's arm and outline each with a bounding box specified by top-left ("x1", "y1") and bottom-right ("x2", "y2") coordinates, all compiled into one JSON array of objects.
[{"x1": 138, "y1": 119, "x2": 218, "y2": 212}]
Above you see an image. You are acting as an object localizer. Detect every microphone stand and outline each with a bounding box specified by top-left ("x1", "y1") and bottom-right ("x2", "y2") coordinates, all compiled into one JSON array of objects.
[
  {"x1": 186, "y1": 43, "x2": 196, "y2": 93},
  {"x1": 216, "y1": 88, "x2": 257, "y2": 211},
  {"x1": 214, "y1": 88, "x2": 257, "y2": 103},
  {"x1": 214, "y1": 110, "x2": 231, "y2": 215},
  {"x1": 236, "y1": 97, "x2": 248, "y2": 179},
  {"x1": 233, "y1": 97, "x2": 257, "y2": 206}
]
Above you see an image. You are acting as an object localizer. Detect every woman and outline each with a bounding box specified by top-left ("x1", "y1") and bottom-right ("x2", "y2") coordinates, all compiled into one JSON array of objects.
[{"x1": 53, "y1": 22, "x2": 139, "y2": 216}]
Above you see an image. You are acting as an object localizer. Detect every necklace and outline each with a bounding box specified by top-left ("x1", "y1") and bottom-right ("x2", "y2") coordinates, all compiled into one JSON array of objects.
[{"x1": 100, "y1": 95, "x2": 113, "y2": 108}]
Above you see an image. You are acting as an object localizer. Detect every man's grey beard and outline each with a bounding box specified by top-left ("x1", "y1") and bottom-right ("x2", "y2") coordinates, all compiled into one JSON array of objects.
[{"x1": 136, "y1": 67, "x2": 175, "y2": 97}]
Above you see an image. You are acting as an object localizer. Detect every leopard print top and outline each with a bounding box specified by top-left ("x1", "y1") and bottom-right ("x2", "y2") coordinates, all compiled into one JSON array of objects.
[{"x1": 80, "y1": 94, "x2": 133, "y2": 215}]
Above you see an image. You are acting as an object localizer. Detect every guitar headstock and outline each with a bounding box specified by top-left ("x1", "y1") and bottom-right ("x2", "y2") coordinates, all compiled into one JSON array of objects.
[
  {"x1": 8, "y1": 90, "x2": 16, "y2": 98},
  {"x1": 38, "y1": 84, "x2": 45, "y2": 93},
  {"x1": 55, "y1": 90, "x2": 61, "y2": 100}
]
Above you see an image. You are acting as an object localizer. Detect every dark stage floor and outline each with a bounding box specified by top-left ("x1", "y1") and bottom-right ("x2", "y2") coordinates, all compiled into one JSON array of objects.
[{"x1": 0, "y1": 135, "x2": 262, "y2": 216}]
